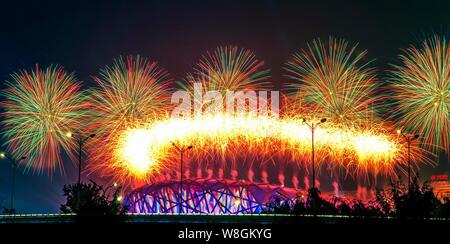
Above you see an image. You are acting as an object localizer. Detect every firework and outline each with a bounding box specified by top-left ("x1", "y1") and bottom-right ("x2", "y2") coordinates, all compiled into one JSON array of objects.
[
  {"x1": 88, "y1": 55, "x2": 172, "y2": 131},
  {"x1": 182, "y1": 46, "x2": 271, "y2": 93},
  {"x1": 174, "y1": 46, "x2": 273, "y2": 121},
  {"x1": 87, "y1": 56, "x2": 173, "y2": 183},
  {"x1": 284, "y1": 37, "x2": 379, "y2": 125},
  {"x1": 109, "y1": 113, "x2": 429, "y2": 185},
  {"x1": 389, "y1": 36, "x2": 450, "y2": 153},
  {"x1": 0, "y1": 65, "x2": 87, "y2": 174}
]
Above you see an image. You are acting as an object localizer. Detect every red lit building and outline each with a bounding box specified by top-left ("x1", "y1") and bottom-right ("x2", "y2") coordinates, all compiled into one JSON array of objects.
[{"x1": 430, "y1": 174, "x2": 450, "y2": 202}]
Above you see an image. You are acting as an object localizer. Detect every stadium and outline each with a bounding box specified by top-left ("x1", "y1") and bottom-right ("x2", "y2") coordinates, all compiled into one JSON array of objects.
[{"x1": 125, "y1": 178, "x2": 304, "y2": 214}]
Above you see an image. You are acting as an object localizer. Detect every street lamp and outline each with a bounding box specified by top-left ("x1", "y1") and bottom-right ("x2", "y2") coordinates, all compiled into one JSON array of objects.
[
  {"x1": 0, "y1": 152, "x2": 26, "y2": 213},
  {"x1": 171, "y1": 141, "x2": 192, "y2": 214},
  {"x1": 397, "y1": 129, "x2": 419, "y2": 190},
  {"x1": 302, "y1": 118, "x2": 327, "y2": 190},
  {"x1": 66, "y1": 132, "x2": 96, "y2": 184}
]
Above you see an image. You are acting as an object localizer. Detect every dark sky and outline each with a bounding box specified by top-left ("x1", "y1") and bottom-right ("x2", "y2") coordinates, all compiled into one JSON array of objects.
[{"x1": 0, "y1": 0, "x2": 448, "y2": 213}]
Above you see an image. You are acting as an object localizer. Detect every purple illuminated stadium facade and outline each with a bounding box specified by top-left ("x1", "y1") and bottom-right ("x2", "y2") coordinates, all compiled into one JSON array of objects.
[{"x1": 125, "y1": 179, "x2": 305, "y2": 214}]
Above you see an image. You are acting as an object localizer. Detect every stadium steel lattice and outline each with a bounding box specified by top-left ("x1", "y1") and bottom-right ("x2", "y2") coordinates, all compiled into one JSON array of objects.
[{"x1": 125, "y1": 179, "x2": 304, "y2": 214}]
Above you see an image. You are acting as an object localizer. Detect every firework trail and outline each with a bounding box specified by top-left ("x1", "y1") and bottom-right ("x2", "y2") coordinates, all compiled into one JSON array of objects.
[
  {"x1": 284, "y1": 37, "x2": 380, "y2": 125},
  {"x1": 108, "y1": 114, "x2": 430, "y2": 185},
  {"x1": 389, "y1": 35, "x2": 450, "y2": 153},
  {"x1": 1, "y1": 65, "x2": 88, "y2": 174}
]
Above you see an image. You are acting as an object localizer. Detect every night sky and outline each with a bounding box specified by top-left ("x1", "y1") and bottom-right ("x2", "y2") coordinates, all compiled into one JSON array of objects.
[{"x1": 0, "y1": 0, "x2": 448, "y2": 213}]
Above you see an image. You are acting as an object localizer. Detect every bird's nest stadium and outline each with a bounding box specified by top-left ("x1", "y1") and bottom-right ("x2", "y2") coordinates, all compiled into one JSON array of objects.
[{"x1": 124, "y1": 179, "x2": 307, "y2": 214}]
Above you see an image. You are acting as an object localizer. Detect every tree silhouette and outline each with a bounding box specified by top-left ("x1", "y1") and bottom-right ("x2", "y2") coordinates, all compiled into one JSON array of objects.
[
  {"x1": 306, "y1": 187, "x2": 337, "y2": 215},
  {"x1": 439, "y1": 198, "x2": 450, "y2": 218},
  {"x1": 389, "y1": 177, "x2": 440, "y2": 219},
  {"x1": 60, "y1": 180, "x2": 128, "y2": 223}
]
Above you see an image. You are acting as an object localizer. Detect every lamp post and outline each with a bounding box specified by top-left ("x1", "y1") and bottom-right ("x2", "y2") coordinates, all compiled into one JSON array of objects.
[
  {"x1": 302, "y1": 118, "x2": 327, "y2": 190},
  {"x1": 171, "y1": 142, "x2": 192, "y2": 214},
  {"x1": 396, "y1": 130, "x2": 419, "y2": 190},
  {"x1": 0, "y1": 152, "x2": 26, "y2": 213},
  {"x1": 66, "y1": 132, "x2": 96, "y2": 184}
]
